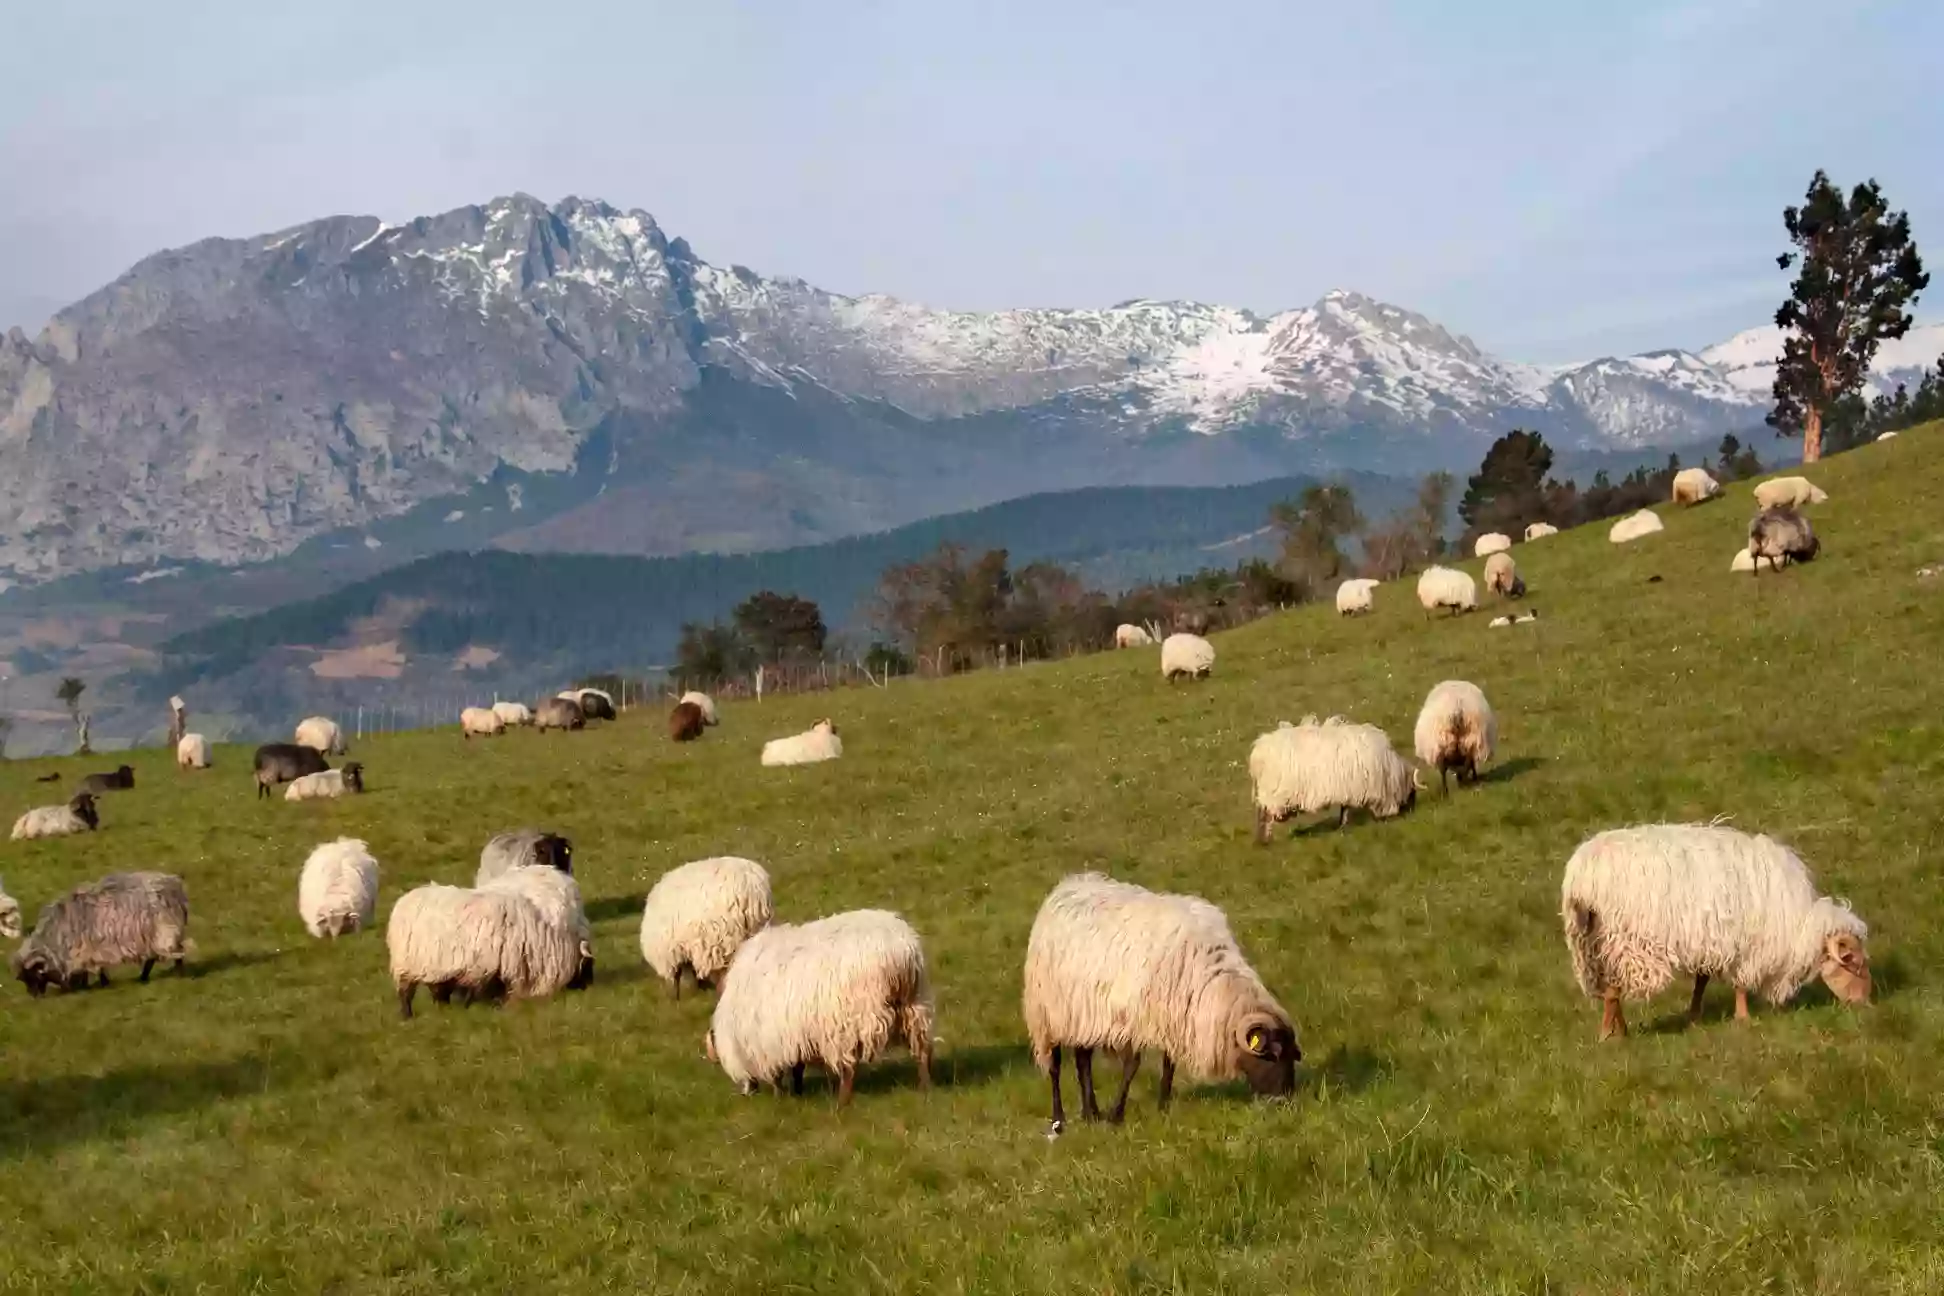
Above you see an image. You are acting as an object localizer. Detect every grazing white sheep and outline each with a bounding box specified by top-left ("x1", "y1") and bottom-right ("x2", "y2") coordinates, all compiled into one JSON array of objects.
[
  {"x1": 1160, "y1": 633, "x2": 1216, "y2": 682},
  {"x1": 1730, "y1": 548, "x2": 1788, "y2": 574},
  {"x1": 1114, "y1": 623, "x2": 1154, "y2": 648},
  {"x1": 1473, "y1": 533, "x2": 1513, "y2": 558},
  {"x1": 1412, "y1": 680, "x2": 1496, "y2": 794},
  {"x1": 491, "y1": 701, "x2": 533, "y2": 727},
  {"x1": 1335, "y1": 578, "x2": 1379, "y2": 616},
  {"x1": 706, "y1": 909, "x2": 933, "y2": 1104},
  {"x1": 1561, "y1": 823, "x2": 1871, "y2": 1040},
  {"x1": 1607, "y1": 509, "x2": 1664, "y2": 544},
  {"x1": 298, "y1": 838, "x2": 380, "y2": 938},
  {"x1": 1524, "y1": 522, "x2": 1559, "y2": 541},
  {"x1": 639, "y1": 856, "x2": 774, "y2": 997},
  {"x1": 0, "y1": 875, "x2": 21, "y2": 940},
  {"x1": 11, "y1": 793, "x2": 100, "y2": 841},
  {"x1": 1022, "y1": 872, "x2": 1299, "y2": 1128},
  {"x1": 294, "y1": 716, "x2": 347, "y2": 755},
  {"x1": 284, "y1": 764, "x2": 365, "y2": 801},
  {"x1": 386, "y1": 870, "x2": 593, "y2": 1017},
  {"x1": 10, "y1": 872, "x2": 190, "y2": 996},
  {"x1": 460, "y1": 706, "x2": 506, "y2": 739},
  {"x1": 482, "y1": 864, "x2": 591, "y2": 953},
  {"x1": 760, "y1": 719, "x2": 842, "y2": 767},
  {"x1": 679, "y1": 691, "x2": 720, "y2": 726},
  {"x1": 1416, "y1": 565, "x2": 1477, "y2": 616},
  {"x1": 1249, "y1": 716, "x2": 1421, "y2": 841},
  {"x1": 1483, "y1": 551, "x2": 1524, "y2": 598},
  {"x1": 1753, "y1": 477, "x2": 1829, "y2": 510},
  {"x1": 176, "y1": 733, "x2": 211, "y2": 770},
  {"x1": 1671, "y1": 467, "x2": 1722, "y2": 506}
]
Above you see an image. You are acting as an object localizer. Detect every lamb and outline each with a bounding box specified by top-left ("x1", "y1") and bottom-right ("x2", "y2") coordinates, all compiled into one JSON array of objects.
[
  {"x1": 558, "y1": 688, "x2": 616, "y2": 721},
  {"x1": 533, "y1": 697, "x2": 585, "y2": 732},
  {"x1": 705, "y1": 909, "x2": 933, "y2": 1104},
  {"x1": 1749, "y1": 507, "x2": 1819, "y2": 570},
  {"x1": 77, "y1": 765, "x2": 135, "y2": 795},
  {"x1": 1483, "y1": 551, "x2": 1525, "y2": 598},
  {"x1": 639, "y1": 856, "x2": 774, "y2": 997},
  {"x1": 460, "y1": 706, "x2": 506, "y2": 739},
  {"x1": 284, "y1": 763, "x2": 365, "y2": 801},
  {"x1": 1412, "y1": 680, "x2": 1496, "y2": 794},
  {"x1": 1524, "y1": 522, "x2": 1559, "y2": 540},
  {"x1": 11, "y1": 872, "x2": 190, "y2": 996},
  {"x1": 11, "y1": 792, "x2": 100, "y2": 841},
  {"x1": 679, "y1": 691, "x2": 720, "y2": 725},
  {"x1": 1335, "y1": 578, "x2": 1378, "y2": 616},
  {"x1": 1608, "y1": 509, "x2": 1664, "y2": 544},
  {"x1": 386, "y1": 868, "x2": 594, "y2": 1018},
  {"x1": 176, "y1": 733, "x2": 211, "y2": 770},
  {"x1": 1671, "y1": 467, "x2": 1722, "y2": 506},
  {"x1": 1022, "y1": 873, "x2": 1299, "y2": 1128},
  {"x1": 1160, "y1": 633, "x2": 1216, "y2": 682},
  {"x1": 761, "y1": 719, "x2": 842, "y2": 767},
  {"x1": 1249, "y1": 715, "x2": 1421, "y2": 841},
  {"x1": 491, "y1": 701, "x2": 533, "y2": 727},
  {"x1": 1416, "y1": 565, "x2": 1477, "y2": 616},
  {"x1": 1473, "y1": 533, "x2": 1513, "y2": 557},
  {"x1": 1115, "y1": 623, "x2": 1155, "y2": 648},
  {"x1": 1730, "y1": 548, "x2": 1788, "y2": 574},
  {"x1": 294, "y1": 716, "x2": 347, "y2": 756},
  {"x1": 0, "y1": 875, "x2": 21, "y2": 939},
  {"x1": 669, "y1": 700, "x2": 706, "y2": 742},
  {"x1": 1752, "y1": 476, "x2": 1829, "y2": 510},
  {"x1": 475, "y1": 829, "x2": 573, "y2": 885},
  {"x1": 254, "y1": 742, "x2": 330, "y2": 798},
  {"x1": 299, "y1": 838, "x2": 380, "y2": 938},
  {"x1": 1560, "y1": 823, "x2": 1870, "y2": 1040}
]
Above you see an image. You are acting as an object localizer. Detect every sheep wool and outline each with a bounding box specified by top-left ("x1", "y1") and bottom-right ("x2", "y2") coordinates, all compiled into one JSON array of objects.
[
  {"x1": 1483, "y1": 551, "x2": 1520, "y2": 597},
  {"x1": 11, "y1": 798, "x2": 99, "y2": 840},
  {"x1": 640, "y1": 856, "x2": 774, "y2": 992},
  {"x1": 761, "y1": 719, "x2": 842, "y2": 767},
  {"x1": 176, "y1": 733, "x2": 211, "y2": 769},
  {"x1": 285, "y1": 765, "x2": 364, "y2": 801},
  {"x1": 298, "y1": 838, "x2": 380, "y2": 938},
  {"x1": 1249, "y1": 715, "x2": 1419, "y2": 840},
  {"x1": 1560, "y1": 823, "x2": 1871, "y2": 1038},
  {"x1": 1752, "y1": 476, "x2": 1829, "y2": 510},
  {"x1": 1335, "y1": 579, "x2": 1378, "y2": 616},
  {"x1": 0, "y1": 875, "x2": 21, "y2": 940},
  {"x1": 1416, "y1": 565, "x2": 1477, "y2": 615},
  {"x1": 1160, "y1": 633, "x2": 1216, "y2": 681},
  {"x1": 706, "y1": 909, "x2": 933, "y2": 1102},
  {"x1": 1412, "y1": 680, "x2": 1496, "y2": 793},
  {"x1": 10, "y1": 872, "x2": 190, "y2": 996},
  {"x1": 387, "y1": 878, "x2": 590, "y2": 1016},
  {"x1": 1671, "y1": 467, "x2": 1722, "y2": 506},
  {"x1": 1114, "y1": 623, "x2": 1155, "y2": 648},
  {"x1": 1608, "y1": 509, "x2": 1663, "y2": 544},
  {"x1": 1749, "y1": 507, "x2": 1819, "y2": 566},
  {"x1": 460, "y1": 706, "x2": 506, "y2": 738},
  {"x1": 1473, "y1": 533, "x2": 1513, "y2": 558},
  {"x1": 482, "y1": 865, "x2": 591, "y2": 949},
  {"x1": 1524, "y1": 522, "x2": 1559, "y2": 540},
  {"x1": 491, "y1": 701, "x2": 533, "y2": 727},
  {"x1": 679, "y1": 691, "x2": 720, "y2": 725},
  {"x1": 294, "y1": 716, "x2": 347, "y2": 755}
]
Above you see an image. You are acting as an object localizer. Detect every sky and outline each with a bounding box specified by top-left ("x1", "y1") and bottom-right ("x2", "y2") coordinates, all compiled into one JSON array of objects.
[{"x1": 2, "y1": 0, "x2": 1939, "y2": 363}]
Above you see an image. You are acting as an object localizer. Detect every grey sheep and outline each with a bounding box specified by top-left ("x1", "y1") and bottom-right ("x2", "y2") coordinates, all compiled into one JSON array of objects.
[
  {"x1": 1748, "y1": 507, "x2": 1819, "y2": 571},
  {"x1": 476, "y1": 829, "x2": 574, "y2": 886},
  {"x1": 11, "y1": 872, "x2": 191, "y2": 996},
  {"x1": 534, "y1": 697, "x2": 585, "y2": 732}
]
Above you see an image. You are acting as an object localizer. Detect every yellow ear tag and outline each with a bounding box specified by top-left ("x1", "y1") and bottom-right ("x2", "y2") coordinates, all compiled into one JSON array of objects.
[{"x1": 1247, "y1": 1029, "x2": 1265, "y2": 1052}]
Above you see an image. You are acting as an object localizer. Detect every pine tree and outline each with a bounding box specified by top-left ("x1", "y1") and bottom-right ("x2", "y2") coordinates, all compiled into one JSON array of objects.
[{"x1": 1459, "y1": 431, "x2": 1553, "y2": 538}]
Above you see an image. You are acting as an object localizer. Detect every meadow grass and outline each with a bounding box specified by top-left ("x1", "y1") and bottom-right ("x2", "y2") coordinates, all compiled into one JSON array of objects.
[{"x1": 3, "y1": 429, "x2": 1944, "y2": 1293}]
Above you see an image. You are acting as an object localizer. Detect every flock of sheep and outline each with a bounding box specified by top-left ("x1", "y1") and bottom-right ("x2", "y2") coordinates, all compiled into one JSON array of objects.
[{"x1": 0, "y1": 465, "x2": 1875, "y2": 1125}]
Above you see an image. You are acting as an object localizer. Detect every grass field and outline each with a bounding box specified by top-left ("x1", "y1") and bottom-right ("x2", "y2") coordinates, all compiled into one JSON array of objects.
[{"x1": 4, "y1": 429, "x2": 1943, "y2": 1293}]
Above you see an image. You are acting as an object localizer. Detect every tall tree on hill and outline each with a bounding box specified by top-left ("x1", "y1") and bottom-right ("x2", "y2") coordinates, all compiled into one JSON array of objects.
[
  {"x1": 1769, "y1": 170, "x2": 1928, "y2": 463},
  {"x1": 731, "y1": 591, "x2": 827, "y2": 662},
  {"x1": 1715, "y1": 435, "x2": 1762, "y2": 482},
  {"x1": 675, "y1": 623, "x2": 754, "y2": 684},
  {"x1": 873, "y1": 543, "x2": 1013, "y2": 664},
  {"x1": 1460, "y1": 431, "x2": 1552, "y2": 538},
  {"x1": 1361, "y1": 471, "x2": 1452, "y2": 579},
  {"x1": 1269, "y1": 484, "x2": 1363, "y2": 598}
]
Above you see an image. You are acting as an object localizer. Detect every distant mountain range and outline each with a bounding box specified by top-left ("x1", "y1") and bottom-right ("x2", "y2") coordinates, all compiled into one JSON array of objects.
[{"x1": 5, "y1": 190, "x2": 1934, "y2": 588}]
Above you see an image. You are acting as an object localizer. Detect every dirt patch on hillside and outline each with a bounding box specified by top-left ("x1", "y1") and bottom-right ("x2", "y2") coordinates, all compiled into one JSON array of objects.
[
  {"x1": 310, "y1": 641, "x2": 407, "y2": 679},
  {"x1": 452, "y1": 645, "x2": 500, "y2": 671}
]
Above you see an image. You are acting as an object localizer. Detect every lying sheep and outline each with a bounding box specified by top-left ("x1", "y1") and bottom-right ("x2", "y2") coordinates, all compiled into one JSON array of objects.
[
  {"x1": 284, "y1": 763, "x2": 365, "y2": 801},
  {"x1": 77, "y1": 765, "x2": 135, "y2": 795},
  {"x1": 1160, "y1": 633, "x2": 1215, "y2": 682},
  {"x1": 299, "y1": 838, "x2": 380, "y2": 938},
  {"x1": 1561, "y1": 823, "x2": 1870, "y2": 1040},
  {"x1": 1249, "y1": 715, "x2": 1421, "y2": 841},
  {"x1": 1416, "y1": 565, "x2": 1476, "y2": 616},
  {"x1": 476, "y1": 828, "x2": 573, "y2": 886},
  {"x1": 534, "y1": 697, "x2": 585, "y2": 732},
  {"x1": 254, "y1": 742, "x2": 330, "y2": 798},
  {"x1": 177, "y1": 733, "x2": 211, "y2": 770},
  {"x1": 1023, "y1": 872, "x2": 1299, "y2": 1128},
  {"x1": 669, "y1": 700, "x2": 706, "y2": 742},
  {"x1": 0, "y1": 875, "x2": 21, "y2": 940},
  {"x1": 387, "y1": 868, "x2": 593, "y2": 1018},
  {"x1": 680, "y1": 691, "x2": 720, "y2": 725},
  {"x1": 11, "y1": 792, "x2": 100, "y2": 841},
  {"x1": 1878, "y1": 431, "x2": 1900, "y2": 442},
  {"x1": 491, "y1": 701, "x2": 533, "y2": 727},
  {"x1": 639, "y1": 856, "x2": 774, "y2": 997},
  {"x1": 706, "y1": 909, "x2": 933, "y2": 1104},
  {"x1": 1115, "y1": 623, "x2": 1155, "y2": 648},
  {"x1": 1473, "y1": 533, "x2": 1512, "y2": 558},
  {"x1": 1336, "y1": 578, "x2": 1378, "y2": 616},
  {"x1": 460, "y1": 706, "x2": 505, "y2": 739},
  {"x1": 1671, "y1": 467, "x2": 1722, "y2": 506},
  {"x1": 1608, "y1": 509, "x2": 1664, "y2": 544},
  {"x1": 1749, "y1": 507, "x2": 1819, "y2": 570},
  {"x1": 11, "y1": 872, "x2": 190, "y2": 996},
  {"x1": 1483, "y1": 551, "x2": 1524, "y2": 598},
  {"x1": 558, "y1": 688, "x2": 616, "y2": 721},
  {"x1": 1524, "y1": 522, "x2": 1559, "y2": 541},
  {"x1": 1413, "y1": 680, "x2": 1496, "y2": 794},
  {"x1": 1730, "y1": 548, "x2": 1788, "y2": 574},
  {"x1": 761, "y1": 719, "x2": 842, "y2": 767},
  {"x1": 1753, "y1": 476, "x2": 1829, "y2": 510},
  {"x1": 295, "y1": 716, "x2": 347, "y2": 756}
]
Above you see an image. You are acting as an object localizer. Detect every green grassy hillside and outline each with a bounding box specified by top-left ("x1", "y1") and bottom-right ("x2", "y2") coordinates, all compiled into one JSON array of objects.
[{"x1": 1, "y1": 429, "x2": 1939, "y2": 1293}]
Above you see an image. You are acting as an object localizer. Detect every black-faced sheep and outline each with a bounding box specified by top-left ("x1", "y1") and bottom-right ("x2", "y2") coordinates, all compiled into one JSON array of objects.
[
  {"x1": 254, "y1": 743, "x2": 330, "y2": 799},
  {"x1": 11, "y1": 792, "x2": 100, "y2": 840},
  {"x1": 11, "y1": 872, "x2": 191, "y2": 996},
  {"x1": 558, "y1": 688, "x2": 616, "y2": 721},
  {"x1": 476, "y1": 829, "x2": 573, "y2": 886},
  {"x1": 284, "y1": 763, "x2": 364, "y2": 801},
  {"x1": 1749, "y1": 507, "x2": 1819, "y2": 570},
  {"x1": 77, "y1": 765, "x2": 135, "y2": 795}
]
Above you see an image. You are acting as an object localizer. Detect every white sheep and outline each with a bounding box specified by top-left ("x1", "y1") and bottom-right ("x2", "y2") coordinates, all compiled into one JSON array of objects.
[
  {"x1": 1561, "y1": 823, "x2": 1871, "y2": 1041},
  {"x1": 0, "y1": 875, "x2": 21, "y2": 940},
  {"x1": 294, "y1": 716, "x2": 347, "y2": 755},
  {"x1": 460, "y1": 706, "x2": 506, "y2": 739},
  {"x1": 11, "y1": 793, "x2": 100, "y2": 841},
  {"x1": 1114, "y1": 623, "x2": 1155, "y2": 648},
  {"x1": 176, "y1": 733, "x2": 211, "y2": 770},
  {"x1": 760, "y1": 718, "x2": 842, "y2": 767},
  {"x1": 1671, "y1": 467, "x2": 1722, "y2": 506},
  {"x1": 1877, "y1": 431, "x2": 1900, "y2": 441},
  {"x1": 1022, "y1": 872, "x2": 1299, "y2": 1128},
  {"x1": 284, "y1": 763, "x2": 365, "y2": 801},
  {"x1": 639, "y1": 856, "x2": 773, "y2": 997},
  {"x1": 1483, "y1": 551, "x2": 1524, "y2": 598},
  {"x1": 1753, "y1": 476, "x2": 1829, "y2": 510},
  {"x1": 387, "y1": 869, "x2": 593, "y2": 1017},
  {"x1": 1249, "y1": 715, "x2": 1421, "y2": 841},
  {"x1": 1607, "y1": 509, "x2": 1664, "y2": 544},
  {"x1": 706, "y1": 909, "x2": 933, "y2": 1104},
  {"x1": 491, "y1": 701, "x2": 533, "y2": 727},
  {"x1": 1335, "y1": 578, "x2": 1378, "y2": 616},
  {"x1": 298, "y1": 838, "x2": 380, "y2": 939},
  {"x1": 1730, "y1": 548, "x2": 1788, "y2": 574},
  {"x1": 1160, "y1": 633, "x2": 1216, "y2": 682},
  {"x1": 1524, "y1": 522, "x2": 1559, "y2": 541},
  {"x1": 483, "y1": 864, "x2": 591, "y2": 953},
  {"x1": 1473, "y1": 533, "x2": 1513, "y2": 558},
  {"x1": 679, "y1": 691, "x2": 720, "y2": 725},
  {"x1": 1416, "y1": 565, "x2": 1477, "y2": 616},
  {"x1": 1412, "y1": 680, "x2": 1496, "y2": 794},
  {"x1": 1488, "y1": 614, "x2": 1513, "y2": 628}
]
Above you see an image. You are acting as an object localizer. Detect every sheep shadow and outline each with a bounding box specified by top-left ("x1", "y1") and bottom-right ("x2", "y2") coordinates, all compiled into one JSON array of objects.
[
  {"x1": 586, "y1": 893, "x2": 647, "y2": 925},
  {"x1": 1478, "y1": 756, "x2": 1542, "y2": 786},
  {"x1": 0, "y1": 1055, "x2": 298, "y2": 1160},
  {"x1": 776, "y1": 1042, "x2": 1027, "y2": 1101},
  {"x1": 1296, "y1": 1043, "x2": 1396, "y2": 1097},
  {"x1": 1641, "y1": 959, "x2": 1905, "y2": 1035},
  {"x1": 181, "y1": 949, "x2": 285, "y2": 980}
]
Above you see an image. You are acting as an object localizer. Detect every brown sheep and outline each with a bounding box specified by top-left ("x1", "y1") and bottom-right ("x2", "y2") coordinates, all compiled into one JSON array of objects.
[{"x1": 669, "y1": 701, "x2": 706, "y2": 742}]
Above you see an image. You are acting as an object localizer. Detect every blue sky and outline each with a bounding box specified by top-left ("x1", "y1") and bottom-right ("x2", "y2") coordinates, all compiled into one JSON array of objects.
[{"x1": 1, "y1": 0, "x2": 1937, "y2": 362}]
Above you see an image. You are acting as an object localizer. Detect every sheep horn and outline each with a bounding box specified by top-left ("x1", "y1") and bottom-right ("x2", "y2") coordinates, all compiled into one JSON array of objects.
[{"x1": 1412, "y1": 769, "x2": 1428, "y2": 791}]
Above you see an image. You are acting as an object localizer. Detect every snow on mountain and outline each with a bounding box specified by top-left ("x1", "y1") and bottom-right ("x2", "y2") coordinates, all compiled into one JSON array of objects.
[{"x1": 1701, "y1": 321, "x2": 1944, "y2": 399}]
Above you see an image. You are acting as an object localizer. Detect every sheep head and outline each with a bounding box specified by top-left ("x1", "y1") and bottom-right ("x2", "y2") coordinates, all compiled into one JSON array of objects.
[
  {"x1": 69, "y1": 792, "x2": 99, "y2": 828},
  {"x1": 341, "y1": 763, "x2": 365, "y2": 793},
  {"x1": 1819, "y1": 931, "x2": 1871, "y2": 1004},
  {"x1": 11, "y1": 943, "x2": 63, "y2": 997},
  {"x1": 538, "y1": 834, "x2": 573, "y2": 874},
  {"x1": 1234, "y1": 1010, "x2": 1300, "y2": 1097}
]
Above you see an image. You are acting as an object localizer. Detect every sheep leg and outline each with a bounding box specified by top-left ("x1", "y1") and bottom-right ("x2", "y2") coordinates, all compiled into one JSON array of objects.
[
  {"x1": 835, "y1": 1064, "x2": 856, "y2": 1108},
  {"x1": 1337, "y1": 805, "x2": 1351, "y2": 829},
  {"x1": 1048, "y1": 1046, "x2": 1067, "y2": 1127},
  {"x1": 1688, "y1": 974, "x2": 1709, "y2": 1022},
  {"x1": 1734, "y1": 988, "x2": 1750, "y2": 1022},
  {"x1": 1108, "y1": 1048, "x2": 1141, "y2": 1125},
  {"x1": 1440, "y1": 766, "x2": 1450, "y2": 797},
  {"x1": 1598, "y1": 992, "x2": 1628, "y2": 1041},
  {"x1": 140, "y1": 958, "x2": 155, "y2": 983},
  {"x1": 790, "y1": 1063, "x2": 805, "y2": 1097},
  {"x1": 1075, "y1": 1047, "x2": 1102, "y2": 1121},
  {"x1": 1254, "y1": 805, "x2": 1272, "y2": 846},
  {"x1": 1157, "y1": 1053, "x2": 1176, "y2": 1111},
  {"x1": 669, "y1": 966, "x2": 684, "y2": 1001},
  {"x1": 98, "y1": 970, "x2": 111, "y2": 987},
  {"x1": 397, "y1": 983, "x2": 416, "y2": 1020}
]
